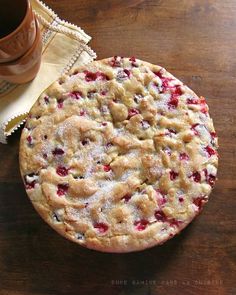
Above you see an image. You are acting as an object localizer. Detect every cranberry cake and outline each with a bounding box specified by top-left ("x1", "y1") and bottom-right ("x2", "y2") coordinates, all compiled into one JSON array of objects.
[{"x1": 19, "y1": 57, "x2": 218, "y2": 252}]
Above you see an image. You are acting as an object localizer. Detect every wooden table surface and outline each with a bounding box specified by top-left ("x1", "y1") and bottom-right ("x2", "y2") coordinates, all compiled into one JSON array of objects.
[{"x1": 0, "y1": 0, "x2": 235, "y2": 294}]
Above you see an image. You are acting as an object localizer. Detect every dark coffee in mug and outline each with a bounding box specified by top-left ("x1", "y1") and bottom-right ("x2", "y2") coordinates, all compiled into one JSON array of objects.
[
  {"x1": 0, "y1": 0, "x2": 42, "y2": 83},
  {"x1": 0, "y1": 0, "x2": 27, "y2": 38}
]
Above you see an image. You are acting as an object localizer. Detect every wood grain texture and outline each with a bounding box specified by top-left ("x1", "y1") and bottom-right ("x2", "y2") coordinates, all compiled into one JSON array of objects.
[{"x1": 0, "y1": 1, "x2": 235, "y2": 294}]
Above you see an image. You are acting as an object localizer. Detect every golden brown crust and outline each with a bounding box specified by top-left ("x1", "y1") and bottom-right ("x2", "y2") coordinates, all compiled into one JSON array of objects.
[{"x1": 19, "y1": 57, "x2": 218, "y2": 252}]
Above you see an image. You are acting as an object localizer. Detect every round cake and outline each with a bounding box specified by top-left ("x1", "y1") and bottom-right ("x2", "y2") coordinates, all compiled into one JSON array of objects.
[{"x1": 19, "y1": 57, "x2": 218, "y2": 252}]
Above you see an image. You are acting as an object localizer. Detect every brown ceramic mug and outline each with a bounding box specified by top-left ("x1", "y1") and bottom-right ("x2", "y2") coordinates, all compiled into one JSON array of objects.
[
  {"x1": 0, "y1": 19, "x2": 42, "y2": 84},
  {"x1": 0, "y1": 0, "x2": 37, "y2": 63}
]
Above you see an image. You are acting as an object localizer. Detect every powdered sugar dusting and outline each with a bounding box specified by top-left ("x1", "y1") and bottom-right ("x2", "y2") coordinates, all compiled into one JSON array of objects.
[
  {"x1": 89, "y1": 180, "x2": 117, "y2": 203},
  {"x1": 120, "y1": 170, "x2": 133, "y2": 181},
  {"x1": 154, "y1": 93, "x2": 171, "y2": 111}
]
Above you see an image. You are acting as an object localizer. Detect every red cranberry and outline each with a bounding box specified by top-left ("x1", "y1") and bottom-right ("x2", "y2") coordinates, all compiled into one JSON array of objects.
[
  {"x1": 101, "y1": 90, "x2": 108, "y2": 96},
  {"x1": 27, "y1": 136, "x2": 32, "y2": 145},
  {"x1": 101, "y1": 122, "x2": 107, "y2": 126},
  {"x1": 199, "y1": 96, "x2": 208, "y2": 114},
  {"x1": 156, "y1": 190, "x2": 167, "y2": 206},
  {"x1": 210, "y1": 132, "x2": 217, "y2": 138},
  {"x1": 129, "y1": 56, "x2": 137, "y2": 66},
  {"x1": 84, "y1": 71, "x2": 97, "y2": 82},
  {"x1": 129, "y1": 56, "x2": 136, "y2": 62},
  {"x1": 56, "y1": 166, "x2": 69, "y2": 177},
  {"x1": 57, "y1": 99, "x2": 64, "y2": 109},
  {"x1": 168, "y1": 96, "x2": 179, "y2": 109},
  {"x1": 154, "y1": 70, "x2": 164, "y2": 79},
  {"x1": 57, "y1": 184, "x2": 69, "y2": 196},
  {"x1": 191, "y1": 123, "x2": 200, "y2": 135},
  {"x1": 201, "y1": 106, "x2": 208, "y2": 114},
  {"x1": 161, "y1": 79, "x2": 175, "y2": 93},
  {"x1": 154, "y1": 210, "x2": 167, "y2": 222},
  {"x1": 122, "y1": 194, "x2": 132, "y2": 203},
  {"x1": 134, "y1": 219, "x2": 149, "y2": 231},
  {"x1": 84, "y1": 71, "x2": 109, "y2": 82},
  {"x1": 203, "y1": 169, "x2": 216, "y2": 187},
  {"x1": 124, "y1": 69, "x2": 131, "y2": 77},
  {"x1": 168, "y1": 128, "x2": 177, "y2": 135},
  {"x1": 128, "y1": 108, "x2": 140, "y2": 119},
  {"x1": 179, "y1": 153, "x2": 189, "y2": 161},
  {"x1": 44, "y1": 96, "x2": 49, "y2": 104},
  {"x1": 24, "y1": 173, "x2": 37, "y2": 190},
  {"x1": 205, "y1": 145, "x2": 217, "y2": 157},
  {"x1": 199, "y1": 96, "x2": 206, "y2": 104},
  {"x1": 169, "y1": 219, "x2": 181, "y2": 227},
  {"x1": 207, "y1": 174, "x2": 216, "y2": 187},
  {"x1": 94, "y1": 222, "x2": 108, "y2": 233},
  {"x1": 172, "y1": 85, "x2": 182, "y2": 96},
  {"x1": 80, "y1": 110, "x2": 86, "y2": 116},
  {"x1": 191, "y1": 171, "x2": 201, "y2": 183},
  {"x1": 70, "y1": 91, "x2": 82, "y2": 100},
  {"x1": 154, "y1": 71, "x2": 174, "y2": 91},
  {"x1": 103, "y1": 165, "x2": 111, "y2": 172},
  {"x1": 117, "y1": 69, "x2": 130, "y2": 81},
  {"x1": 155, "y1": 72, "x2": 182, "y2": 99},
  {"x1": 187, "y1": 98, "x2": 199, "y2": 104},
  {"x1": 106, "y1": 142, "x2": 113, "y2": 148},
  {"x1": 169, "y1": 171, "x2": 179, "y2": 180},
  {"x1": 82, "y1": 139, "x2": 89, "y2": 146},
  {"x1": 110, "y1": 56, "x2": 121, "y2": 67},
  {"x1": 52, "y1": 148, "x2": 64, "y2": 156},
  {"x1": 179, "y1": 197, "x2": 184, "y2": 203},
  {"x1": 161, "y1": 79, "x2": 171, "y2": 90},
  {"x1": 25, "y1": 181, "x2": 36, "y2": 190},
  {"x1": 193, "y1": 196, "x2": 207, "y2": 209}
]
